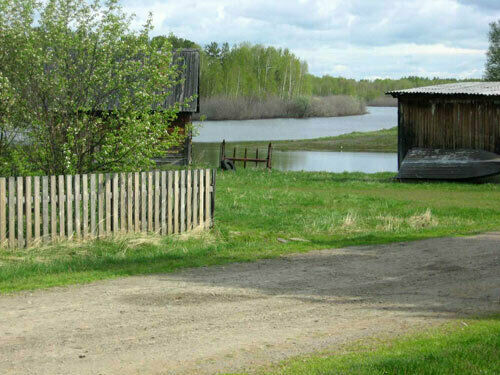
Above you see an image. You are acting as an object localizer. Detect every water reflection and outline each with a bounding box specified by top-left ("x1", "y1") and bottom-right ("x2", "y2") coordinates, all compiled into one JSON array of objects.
[
  {"x1": 273, "y1": 151, "x2": 397, "y2": 173},
  {"x1": 193, "y1": 144, "x2": 397, "y2": 173}
]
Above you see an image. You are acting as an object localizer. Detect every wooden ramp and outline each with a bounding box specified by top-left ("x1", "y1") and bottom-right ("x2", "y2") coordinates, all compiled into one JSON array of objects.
[{"x1": 397, "y1": 148, "x2": 500, "y2": 180}]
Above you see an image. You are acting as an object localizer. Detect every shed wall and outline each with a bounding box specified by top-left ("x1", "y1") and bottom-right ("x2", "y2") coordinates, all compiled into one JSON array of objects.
[
  {"x1": 399, "y1": 96, "x2": 500, "y2": 166},
  {"x1": 152, "y1": 112, "x2": 192, "y2": 166}
]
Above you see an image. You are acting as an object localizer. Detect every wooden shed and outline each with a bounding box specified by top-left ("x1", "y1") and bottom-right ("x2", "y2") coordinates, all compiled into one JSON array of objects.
[
  {"x1": 154, "y1": 48, "x2": 200, "y2": 166},
  {"x1": 387, "y1": 82, "x2": 500, "y2": 179}
]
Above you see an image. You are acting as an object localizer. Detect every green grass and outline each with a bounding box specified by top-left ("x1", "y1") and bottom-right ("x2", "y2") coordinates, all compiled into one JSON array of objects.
[
  {"x1": 195, "y1": 127, "x2": 397, "y2": 153},
  {"x1": 1, "y1": 169, "x2": 500, "y2": 293},
  {"x1": 240, "y1": 316, "x2": 500, "y2": 375}
]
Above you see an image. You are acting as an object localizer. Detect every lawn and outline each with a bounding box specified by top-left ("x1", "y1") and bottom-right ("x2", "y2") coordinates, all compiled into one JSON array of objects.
[
  {"x1": 195, "y1": 127, "x2": 397, "y2": 153},
  {"x1": 241, "y1": 316, "x2": 500, "y2": 375},
  {"x1": 1, "y1": 169, "x2": 500, "y2": 293}
]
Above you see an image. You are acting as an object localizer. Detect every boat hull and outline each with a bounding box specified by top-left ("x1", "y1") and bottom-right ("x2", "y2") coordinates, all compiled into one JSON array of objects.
[{"x1": 397, "y1": 148, "x2": 500, "y2": 180}]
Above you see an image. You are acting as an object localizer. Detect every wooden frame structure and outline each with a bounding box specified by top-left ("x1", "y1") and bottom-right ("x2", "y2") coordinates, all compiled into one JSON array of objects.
[{"x1": 220, "y1": 140, "x2": 272, "y2": 169}]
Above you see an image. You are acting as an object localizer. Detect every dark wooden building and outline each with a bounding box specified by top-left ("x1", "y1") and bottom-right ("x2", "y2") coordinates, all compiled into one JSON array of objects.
[
  {"x1": 387, "y1": 82, "x2": 500, "y2": 179},
  {"x1": 154, "y1": 49, "x2": 200, "y2": 166}
]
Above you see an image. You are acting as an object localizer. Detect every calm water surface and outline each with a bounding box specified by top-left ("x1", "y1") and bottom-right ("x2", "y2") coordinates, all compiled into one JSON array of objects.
[
  {"x1": 193, "y1": 106, "x2": 398, "y2": 173},
  {"x1": 193, "y1": 144, "x2": 397, "y2": 173},
  {"x1": 193, "y1": 106, "x2": 396, "y2": 142}
]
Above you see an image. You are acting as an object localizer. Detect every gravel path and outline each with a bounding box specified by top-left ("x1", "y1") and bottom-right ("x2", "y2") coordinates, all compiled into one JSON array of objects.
[{"x1": 1, "y1": 233, "x2": 499, "y2": 374}]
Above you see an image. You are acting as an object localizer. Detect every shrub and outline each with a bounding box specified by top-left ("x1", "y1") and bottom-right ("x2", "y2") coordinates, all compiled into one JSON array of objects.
[
  {"x1": 193, "y1": 95, "x2": 366, "y2": 121},
  {"x1": 0, "y1": 0, "x2": 186, "y2": 175}
]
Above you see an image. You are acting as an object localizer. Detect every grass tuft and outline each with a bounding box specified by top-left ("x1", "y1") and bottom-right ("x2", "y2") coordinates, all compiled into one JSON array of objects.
[
  {"x1": 248, "y1": 316, "x2": 500, "y2": 375},
  {"x1": 1, "y1": 169, "x2": 500, "y2": 293},
  {"x1": 408, "y1": 208, "x2": 437, "y2": 229}
]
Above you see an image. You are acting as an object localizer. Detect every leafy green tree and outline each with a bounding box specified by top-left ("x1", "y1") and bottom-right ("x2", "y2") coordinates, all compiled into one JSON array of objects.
[
  {"x1": 485, "y1": 20, "x2": 500, "y2": 81},
  {"x1": 199, "y1": 42, "x2": 312, "y2": 99},
  {"x1": 0, "y1": 0, "x2": 187, "y2": 175},
  {"x1": 152, "y1": 33, "x2": 199, "y2": 51},
  {"x1": 204, "y1": 42, "x2": 221, "y2": 59}
]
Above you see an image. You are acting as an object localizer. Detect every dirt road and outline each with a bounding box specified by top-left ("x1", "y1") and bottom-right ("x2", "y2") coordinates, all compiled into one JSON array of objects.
[{"x1": 1, "y1": 233, "x2": 499, "y2": 374}]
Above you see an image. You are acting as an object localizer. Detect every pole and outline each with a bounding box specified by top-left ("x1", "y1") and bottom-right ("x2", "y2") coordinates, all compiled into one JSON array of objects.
[{"x1": 267, "y1": 143, "x2": 272, "y2": 170}]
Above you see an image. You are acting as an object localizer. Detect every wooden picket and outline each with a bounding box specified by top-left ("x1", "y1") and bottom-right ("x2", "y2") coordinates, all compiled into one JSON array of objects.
[{"x1": 0, "y1": 169, "x2": 215, "y2": 248}]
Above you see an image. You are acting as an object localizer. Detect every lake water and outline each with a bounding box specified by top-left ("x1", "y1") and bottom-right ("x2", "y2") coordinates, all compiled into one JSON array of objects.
[
  {"x1": 194, "y1": 145, "x2": 397, "y2": 173},
  {"x1": 193, "y1": 106, "x2": 396, "y2": 142},
  {"x1": 193, "y1": 106, "x2": 398, "y2": 173}
]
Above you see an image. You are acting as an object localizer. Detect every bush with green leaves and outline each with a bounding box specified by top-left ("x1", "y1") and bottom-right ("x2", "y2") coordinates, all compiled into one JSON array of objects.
[
  {"x1": 485, "y1": 20, "x2": 500, "y2": 81},
  {"x1": 0, "y1": 0, "x2": 189, "y2": 176}
]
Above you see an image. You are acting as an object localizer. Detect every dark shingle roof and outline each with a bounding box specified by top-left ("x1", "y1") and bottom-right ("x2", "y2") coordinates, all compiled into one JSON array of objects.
[{"x1": 387, "y1": 82, "x2": 500, "y2": 97}]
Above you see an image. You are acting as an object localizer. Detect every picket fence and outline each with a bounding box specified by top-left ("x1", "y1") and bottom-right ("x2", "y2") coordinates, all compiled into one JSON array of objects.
[{"x1": 0, "y1": 169, "x2": 216, "y2": 248}]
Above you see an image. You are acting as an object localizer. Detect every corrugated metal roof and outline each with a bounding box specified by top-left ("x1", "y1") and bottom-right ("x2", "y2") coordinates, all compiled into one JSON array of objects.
[{"x1": 387, "y1": 82, "x2": 500, "y2": 97}]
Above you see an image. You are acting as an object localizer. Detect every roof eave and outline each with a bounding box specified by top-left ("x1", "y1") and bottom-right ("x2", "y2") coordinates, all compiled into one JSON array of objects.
[{"x1": 386, "y1": 92, "x2": 500, "y2": 99}]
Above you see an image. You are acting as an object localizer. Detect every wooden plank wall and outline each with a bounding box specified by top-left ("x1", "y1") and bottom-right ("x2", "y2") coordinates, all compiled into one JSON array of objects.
[
  {"x1": 399, "y1": 97, "x2": 500, "y2": 162},
  {"x1": 0, "y1": 169, "x2": 216, "y2": 249}
]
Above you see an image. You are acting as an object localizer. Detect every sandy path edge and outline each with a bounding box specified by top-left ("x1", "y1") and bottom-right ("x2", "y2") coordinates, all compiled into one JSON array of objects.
[{"x1": 1, "y1": 232, "x2": 499, "y2": 375}]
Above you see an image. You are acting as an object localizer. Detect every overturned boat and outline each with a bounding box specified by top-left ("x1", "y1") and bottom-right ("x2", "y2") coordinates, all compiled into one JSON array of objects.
[{"x1": 397, "y1": 148, "x2": 500, "y2": 180}]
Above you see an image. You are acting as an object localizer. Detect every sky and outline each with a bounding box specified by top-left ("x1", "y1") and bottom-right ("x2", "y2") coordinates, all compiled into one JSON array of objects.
[{"x1": 121, "y1": 0, "x2": 500, "y2": 80}]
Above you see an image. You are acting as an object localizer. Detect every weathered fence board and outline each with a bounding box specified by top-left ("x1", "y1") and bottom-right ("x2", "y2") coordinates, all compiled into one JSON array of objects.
[
  {"x1": 113, "y1": 174, "x2": 119, "y2": 234},
  {"x1": 205, "y1": 169, "x2": 211, "y2": 228},
  {"x1": 161, "y1": 171, "x2": 167, "y2": 235},
  {"x1": 66, "y1": 175, "x2": 73, "y2": 239},
  {"x1": 17, "y1": 177, "x2": 23, "y2": 247},
  {"x1": 98, "y1": 174, "x2": 104, "y2": 237},
  {"x1": 120, "y1": 173, "x2": 126, "y2": 233},
  {"x1": 0, "y1": 168, "x2": 215, "y2": 248},
  {"x1": 174, "y1": 171, "x2": 180, "y2": 233},
  {"x1": 193, "y1": 170, "x2": 198, "y2": 228},
  {"x1": 0, "y1": 178, "x2": 6, "y2": 246},
  {"x1": 154, "y1": 171, "x2": 160, "y2": 233},
  {"x1": 34, "y1": 176, "x2": 41, "y2": 243},
  {"x1": 180, "y1": 170, "x2": 186, "y2": 233},
  {"x1": 105, "y1": 175, "x2": 111, "y2": 234},
  {"x1": 75, "y1": 175, "x2": 80, "y2": 239},
  {"x1": 199, "y1": 170, "x2": 204, "y2": 226},
  {"x1": 186, "y1": 170, "x2": 192, "y2": 231},
  {"x1": 147, "y1": 172, "x2": 153, "y2": 232},
  {"x1": 167, "y1": 171, "x2": 173, "y2": 235},
  {"x1": 8, "y1": 177, "x2": 15, "y2": 247},
  {"x1": 127, "y1": 173, "x2": 133, "y2": 232},
  {"x1": 90, "y1": 174, "x2": 96, "y2": 237},
  {"x1": 82, "y1": 175, "x2": 88, "y2": 238},
  {"x1": 58, "y1": 175, "x2": 65, "y2": 239},
  {"x1": 42, "y1": 176, "x2": 49, "y2": 241},
  {"x1": 26, "y1": 176, "x2": 32, "y2": 246},
  {"x1": 50, "y1": 176, "x2": 57, "y2": 240}
]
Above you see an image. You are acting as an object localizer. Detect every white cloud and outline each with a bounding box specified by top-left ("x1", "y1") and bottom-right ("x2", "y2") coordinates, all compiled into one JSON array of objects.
[{"x1": 120, "y1": 0, "x2": 500, "y2": 79}]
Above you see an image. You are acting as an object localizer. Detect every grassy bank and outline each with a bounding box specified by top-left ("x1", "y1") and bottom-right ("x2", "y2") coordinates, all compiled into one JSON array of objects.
[
  {"x1": 1, "y1": 169, "x2": 500, "y2": 293},
  {"x1": 192, "y1": 95, "x2": 366, "y2": 121},
  {"x1": 244, "y1": 316, "x2": 500, "y2": 375},
  {"x1": 196, "y1": 127, "x2": 397, "y2": 153}
]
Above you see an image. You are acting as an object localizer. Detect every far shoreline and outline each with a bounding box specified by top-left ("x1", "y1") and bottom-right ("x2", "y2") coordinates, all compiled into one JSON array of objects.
[
  {"x1": 193, "y1": 105, "x2": 396, "y2": 123},
  {"x1": 193, "y1": 127, "x2": 397, "y2": 153},
  {"x1": 193, "y1": 110, "x2": 370, "y2": 123},
  {"x1": 192, "y1": 95, "x2": 367, "y2": 122}
]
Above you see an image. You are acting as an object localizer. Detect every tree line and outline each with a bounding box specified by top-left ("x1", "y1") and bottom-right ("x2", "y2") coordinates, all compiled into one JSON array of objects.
[{"x1": 155, "y1": 34, "x2": 491, "y2": 102}]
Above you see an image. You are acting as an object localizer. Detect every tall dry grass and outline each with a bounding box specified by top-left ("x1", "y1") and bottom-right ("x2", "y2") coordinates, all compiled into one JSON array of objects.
[
  {"x1": 366, "y1": 95, "x2": 398, "y2": 107},
  {"x1": 192, "y1": 95, "x2": 366, "y2": 121}
]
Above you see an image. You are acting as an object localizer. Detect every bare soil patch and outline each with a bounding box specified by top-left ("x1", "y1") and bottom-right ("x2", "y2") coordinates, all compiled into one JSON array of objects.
[{"x1": 1, "y1": 233, "x2": 499, "y2": 374}]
